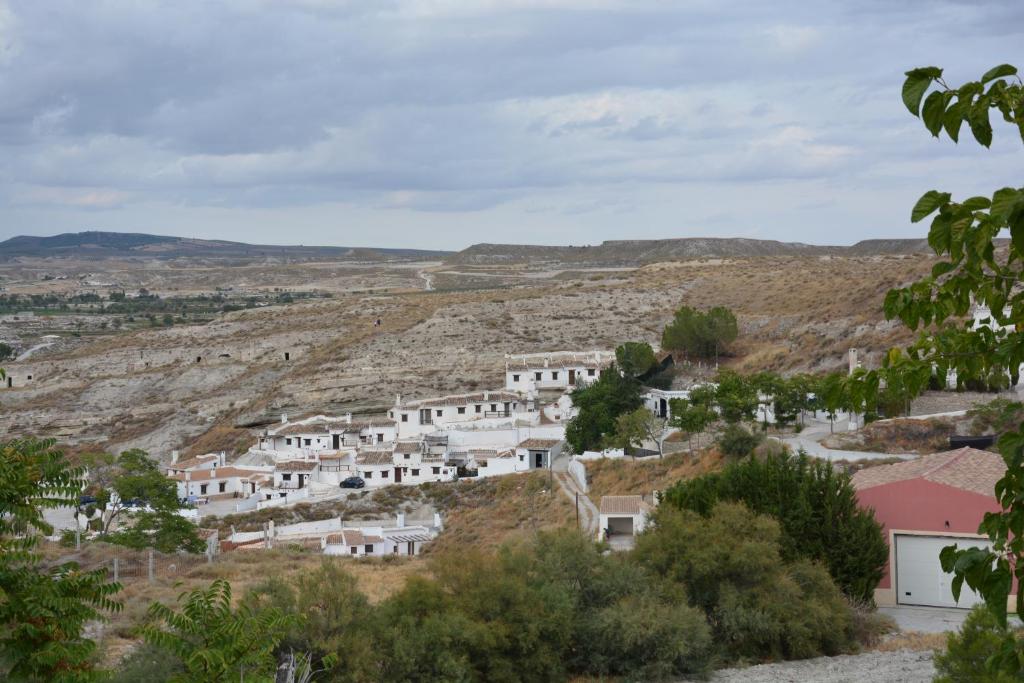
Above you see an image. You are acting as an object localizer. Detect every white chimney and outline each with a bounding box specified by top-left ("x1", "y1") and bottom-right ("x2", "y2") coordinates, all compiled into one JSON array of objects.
[
  {"x1": 220, "y1": 451, "x2": 226, "y2": 465},
  {"x1": 281, "y1": 413, "x2": 288, "y2": 424},
  {"x1": 185, "y1": 471, "x2": 191, "y2": 481},
  {"x1": 171, "y1": 450, "x2": 179, "y2": 464},
  {"x1": 210, "y1": 468, "x2": 216, "y2": 478},
  {"x1": 434, "y1": 512, "x2": 443, "y2": 530},
  {"x1": 345, "y1": 413, "x2": 353, "y2": 424},
  {"x1": 395, "y1": 394, "x2": 402, "y2": 407},
  {"x1": 396, "y1": 512, "x2": 406, "y2": 527},
  {"x1": 484, "y1": 391, "x2": 489, "y2": 401}
]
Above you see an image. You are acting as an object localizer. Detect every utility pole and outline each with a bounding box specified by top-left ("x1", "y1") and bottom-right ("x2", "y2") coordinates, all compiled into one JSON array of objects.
[{"x1": 575, "y1": 492, "x2": 579, "y2": 529}]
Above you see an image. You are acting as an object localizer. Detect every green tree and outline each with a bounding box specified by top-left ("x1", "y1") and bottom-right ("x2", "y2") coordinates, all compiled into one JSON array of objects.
[
  {"x1": 661, "y1": 305, "x2": 738, "y2": 361},
  {"x1": 716, "y1": 424, "x2": 763, "y2": 458},
  {"x1": 141, "y1": 579, "x2": 300, "y2": 683},
  {"x1": 636, "y1": 503, "x2": 856, "y2": 662},
  {"x1": 933, "y1": 605, "x2": 1018, "y2": 682},
  {"x1": 669, "y1": 397, "x2": 714, "y2": 452},
  {"x1": 0, "y1": 438, "x2": 122, "y2": 682},
  {"x1": 565, "y1": 365, "x2": 642, "y2": 453},
  {"x1": 614, "y1": 341, "x2": 657, "y2": 378},
  {"x1": 606, "y1": 407, "x2": 668, "y2": 457},
  {"x1": 660, "y1": 450, "x2": 887, "y2": 602},
  {"x1": 86, "y1": 449, "x2": 204, "y2": 553},
  {"x1": 0, "y1": 342, "x2": 14, "y2": 362},
  {"x1": 712, "y1": 370, "x2": 758, "y2": 424},
  {"x1": 847, "y1": 65, "x2": 1024, "y2": 670}
]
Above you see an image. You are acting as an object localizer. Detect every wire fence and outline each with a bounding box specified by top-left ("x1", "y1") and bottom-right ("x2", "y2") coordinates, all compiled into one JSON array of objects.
[{"x1": 39, "y1": 538, "x2": 216, "y2": 584}]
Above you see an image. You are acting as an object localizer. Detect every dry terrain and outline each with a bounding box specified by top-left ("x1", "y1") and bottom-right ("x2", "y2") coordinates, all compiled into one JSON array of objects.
[{"x1": 1, "y1": 249, "x2": 938, "y2": 463}]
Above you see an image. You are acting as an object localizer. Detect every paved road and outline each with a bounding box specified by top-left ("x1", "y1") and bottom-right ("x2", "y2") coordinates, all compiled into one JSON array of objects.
[
  {"x1": 879, "y1": 605, "x2": 970, "y2": 634},
  {"x1": 779, "y1": 416, "x2": 917, "y2": 462}
]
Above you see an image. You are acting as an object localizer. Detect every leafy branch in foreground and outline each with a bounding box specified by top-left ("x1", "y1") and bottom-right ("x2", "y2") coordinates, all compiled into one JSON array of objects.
[{"x1": 0, "y1": 438, "x2": 122, "y2": 682}]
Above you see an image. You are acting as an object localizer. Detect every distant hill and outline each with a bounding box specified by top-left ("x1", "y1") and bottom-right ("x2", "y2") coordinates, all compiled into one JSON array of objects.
[
  {"x1": 446, "y1": 237, "x2": 933, "y2": 266},
  {"x1": 0, "y1": 231, "x2": 452, "y2": 262}
]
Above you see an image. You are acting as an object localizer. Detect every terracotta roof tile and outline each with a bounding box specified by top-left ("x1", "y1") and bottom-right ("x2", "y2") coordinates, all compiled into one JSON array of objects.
[
  {"x1": 274, "y1": 460, "x2": 319, "y2": 472},
  {"x1": 599, "y1": 495, "x2": 650, "y2": 515},
  {"x1": 851, "y1": 447, "x2": 1003, "y2": 497},
  {"x1": 518, "y1": 438, "x2": 562, "y2": 449}
]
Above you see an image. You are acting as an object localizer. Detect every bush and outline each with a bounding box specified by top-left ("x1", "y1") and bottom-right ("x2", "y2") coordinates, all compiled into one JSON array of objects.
[
  {"x1": 635, "y1": 503, "x2": 857, "y2": 662},
  {"x1": 934, "y1": 605, "x2": 1018, "y2": 682},
  {"x1": 660, "y1": 450, "x2": 887, "y2": 603},
  {"x1": 565, "y1": 365, "x2": 642, "y2": 453},
  {"x1": 111, "y1": 643, "x2": 182, "y2": 683},
  {"x1": 717, "y1": 425, "x2": 763, "y2": 458}
]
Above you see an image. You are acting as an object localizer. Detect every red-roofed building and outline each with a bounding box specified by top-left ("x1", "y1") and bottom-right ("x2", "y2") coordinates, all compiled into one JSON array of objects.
[{"x1": 852, "y1": 447, "x2": 1012, "y2": 609}]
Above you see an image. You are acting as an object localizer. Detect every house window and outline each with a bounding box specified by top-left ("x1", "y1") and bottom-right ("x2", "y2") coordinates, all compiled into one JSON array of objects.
[
  {"x1": 436, "y1": 409, "x2": 442, "y2": 417},
  {"x1": 303, "y1": 439, "x2": 311, "y2": 446},
  {"x1": 475, "y1": 405, "x2": 482, "y2": 413},
  {"x1": 282, "y1": 473, "x2": 292, "y2": 481},
  {"x1": 411, "y1": 469, "x2": 420, "y2": 476},
  {"x1": 535, "y1": 372, "x2": 542, "y2": 380},
  {"x1": 551, "y1": 371, "x2": 559, "y2": 380},
  {"x1": 285, "y1": 438, "x2": 292, "y2": 445},
  {"x1": 513, "y1": 374, "x2": 520, "y2": 382},
  {"x1": 393, "y1": 546, "x2": 399, "y2": 554},
  {"x1": 382, "y1": 470, "x2": 389, "y2": 478},
  {"x1": 404, "y1": 453, "x2": 410, "y2": 460},
  {"x1": 490, "y1": 404, "x2": 497, "y2": 412},
  {"x1": 350, "y1": 546, "x2": 358, "y2": 555},
  {"x1": 457, "y1": 407, "x2": 466, "y2": 414},
  {"x1": 432, "y1": 466, "x2": 440, "y2": 474},
  {"x1": 200, "y1": 484, "x2": 208, "y2": 494},
  {"x1": 401, "y1": 414, "x2": 408, "y2": 422},
  {"x1": 518, "y1": 454, "x2": 524, "y2": 462},
  {"x1": 218, "y1": 482, "x2": 226, "y2": 493},
  {"x1": 389, "y1": 411, "x2": 393, "y2": 418},
  {"x1": 364, "y1": 471, "x2": 372, "y2": 479},
  {"x1": 588, "y1": 368, "x2": 596, "y2": 376},
  {"x1": 479, "y1": 461, "x2": 487, "y2": 467},
  {"x1": 364, "y1": 544, "x2": 373, "y2": 553},
  {"x1": 377, "y1": 433, "x2": 384, "y2": 442}
]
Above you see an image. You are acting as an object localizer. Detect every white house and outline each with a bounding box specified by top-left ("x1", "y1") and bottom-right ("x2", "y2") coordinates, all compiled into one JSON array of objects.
[
  {"x1": 642, "y1": 389, "x2": 691, "y2": 419},
  {"x1": 390, "y1": 390, "x2": 527, "y2": 439},
  {"x1": 322, "y1": 524, "x2": 437, "y2": 557},
  {"x1": 170, "y1": 466, "x2": 272, "y2": 501},
  {"x1": 504, "y1": 351, "x2": 613, "y2": 393},
  {"x1": 598, "y1": 495, "x2": 653, "y2": 547},
  {"x1": 273, "y1": 460, "x2": 320, "y2": 490},
  {"x1": 515, "y1": 438, "x2": 563, "y2": 470}
]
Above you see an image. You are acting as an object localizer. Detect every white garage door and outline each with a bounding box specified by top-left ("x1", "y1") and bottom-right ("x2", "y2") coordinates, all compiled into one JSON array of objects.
[{"x1": 895, "y1": 535, "x2": 991, "y2": 608}]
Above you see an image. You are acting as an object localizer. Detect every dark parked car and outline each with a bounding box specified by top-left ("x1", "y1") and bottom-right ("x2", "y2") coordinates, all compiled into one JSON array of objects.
[
  {"x1": 340, "y1": 476, "x2": 366, "y2": 489},
  {"x1": 78, "y1": 495, "x2": 98, "y2": 507}
]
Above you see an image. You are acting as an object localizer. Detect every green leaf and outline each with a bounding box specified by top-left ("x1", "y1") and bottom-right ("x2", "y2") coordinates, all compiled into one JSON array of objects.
[
  {"x1": 902, "y1": 73, "x2": 935, "y2": 117},
  {"x1": 912, "y1": 190, "x2": 951, "y2": 223},
  {"x1": 931, "y1": 261, "x2": 955, "y2": 278},
  {"x1": 992, "y1": 188, "x2": 1024, "y2": 222},
  {"x1": 943, "y1": 100, "x2": 965, "y2": 142},
  {"x1": 969, "y1": 98, "x2": 994, "y2": 147},
  {"x1": 981, "y1": 64, "x2": 1018, "y2": 83},
  {"x1": 922, "y1": 91, "x2": 947, "y2": 136},
  {"x1": 961, "y1": 196, "x2": 992, "y2": 212}
]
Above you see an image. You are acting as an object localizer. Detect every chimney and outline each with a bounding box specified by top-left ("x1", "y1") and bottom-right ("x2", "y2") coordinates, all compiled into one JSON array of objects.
[
  {"x1": 433, "y1": 512, "x2": 443, "y2": 530},
  {"x1": 185, "y1": 471, "x2": 191, "y2": 481},
  {"x1": 281, "y1": 413, "x2": 288, "y2": 424},
  {"x1": 171, "y1": 450, "x2": 179, "y2": 464},
  {"x1": 544, "y1": 356, "x2": 549, "y2": 368},
  {"x1": 220, "y1": 451, "x2": 226, "y2": 466},
  {"x1": 396, "y1": 512, "x2": 406, "y2": 527},
  {"x1": 345, "y1": 413, "x2": 352, "y2": 424},
  {"x1": 268, "y1": 519, "x2": 275, "y2": 538},
  {"x1": 484, "y1": 391, "x2": 489, "y2": 401},
  {"x1": 848, "y1": 348, "x2": 859, "y2": 376},
  {"x1": 210, "y1": 468, "x2": 216, "y2": 478},
  {"x1": 395, "y1": 394, "x2": 402, "y2": 407}
]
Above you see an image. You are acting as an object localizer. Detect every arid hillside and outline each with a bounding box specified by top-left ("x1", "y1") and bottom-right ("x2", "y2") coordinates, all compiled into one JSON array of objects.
[{"x1": 0, "y1": 247, "x2": 936, "y2": 460}]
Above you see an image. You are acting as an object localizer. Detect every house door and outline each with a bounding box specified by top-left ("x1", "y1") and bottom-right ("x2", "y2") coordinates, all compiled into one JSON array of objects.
[
  {"x1": 569, "y1": 369, "x2": 576, "y2": 385},
  {"x1": 298, "y1": 474, "x2": 305, "y2": 488},
  {"x1": 660, "y1": 398, "x2": 667, "y2": 418},
  {"x1": 394, "y1": 467, "x2": 402, "y2": 483},
  {"x1": 332, "y1": 434, "x2": 340, "y2": 449},
  {"x1": 534, "y1": 452, "x2": 544, "y2": 468},
  {"x1": 407, "y1": 541, "x2": 414, "y2": 555},
  {"x1": 895, "y1": 534, "x2": 990, "y2": 608}
]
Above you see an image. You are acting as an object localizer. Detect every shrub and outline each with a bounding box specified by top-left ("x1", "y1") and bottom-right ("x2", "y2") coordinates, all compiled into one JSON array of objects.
[
  {"x1": 934, "y1": 605, "x2": 1018, "y2": 682},
  {"x1": 717, "y1": 425, "x2": 763, "y2": 458},
  {"x1": 660, "y1": 450, "x2": 887, "y2": 603},
  {"x1": 111, "y1": 643, "x2": 183, "y2": 683},
  {"x1": 635, "y1": 503, "x2": 857, "y2": 662},
  {"x1": 565, "y1": 365, "x2": 642, "y2": 453}
]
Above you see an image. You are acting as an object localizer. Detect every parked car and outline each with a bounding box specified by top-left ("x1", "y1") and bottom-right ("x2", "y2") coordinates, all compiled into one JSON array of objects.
[
  {"x1": 340, "y1": 477, "x2": 366, "y2": 489},
  {"x1": 78, "y1": 495, "x2": 98, "y2": 507}
]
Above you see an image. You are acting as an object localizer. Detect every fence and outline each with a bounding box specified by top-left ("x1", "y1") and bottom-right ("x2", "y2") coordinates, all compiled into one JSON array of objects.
[{"x1": 40, "y1": 538, "x2": 215, "y2": 584}]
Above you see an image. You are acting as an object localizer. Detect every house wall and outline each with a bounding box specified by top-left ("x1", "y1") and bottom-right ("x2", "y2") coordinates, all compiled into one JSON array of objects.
[
  {"x1": 474, "y1": 457, "x2": 522, "y2": 478},
  {"x1": 177, "y1": 475, "x2": 249, "y2": 500},
  {"x1": 855, "y1": 478, "x2": 1005, "y2": 606}
]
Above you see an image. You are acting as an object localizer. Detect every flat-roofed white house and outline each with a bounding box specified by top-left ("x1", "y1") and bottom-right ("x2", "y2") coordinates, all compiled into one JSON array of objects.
[
  {"x1": 515, "y1": 438, "x2": 563, "y2": 470},
  {"x1": 254, "y1": 414, "x2": 397, "y2": 458},
  {"x1": 274, "y1": 460, "x2": 320, "y2": 490},
  {"x1": 642, "y1": 389, "x2": 691, "y2": 419},
  {"x1": 322, "y1": 525, "x2": 436, "y2": 557},
  {"x1": 504, "y1": 351, "x2": 614, "y2": 393},
  {"x1": 390, "y1": 390, "x2": 527, "y2": 439}
]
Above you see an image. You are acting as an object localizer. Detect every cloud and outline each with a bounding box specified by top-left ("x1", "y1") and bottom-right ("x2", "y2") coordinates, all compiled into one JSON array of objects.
[{"x1": 0, "y1": 0, "x2": 1021, "y2": 248}]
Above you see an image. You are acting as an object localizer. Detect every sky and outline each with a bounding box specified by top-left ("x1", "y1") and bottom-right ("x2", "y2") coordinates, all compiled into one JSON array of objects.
[{"x1": 0, "y1": 0, "x2": 1022, "y2": 251}]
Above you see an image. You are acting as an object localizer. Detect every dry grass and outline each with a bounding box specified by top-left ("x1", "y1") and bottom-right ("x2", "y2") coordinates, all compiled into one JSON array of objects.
[
  {"x1": 585, "y1": 449, "x2": 725, "y2": 501},
  {"x1": 423, "y1": 471, "x2": 575, "y2": 555},
  {"x1": 823, "y1": 417, "x2": 957, "y2": 455},
  {"x1": 872, "y1": 631, "x2": 948, "y2": 652}
]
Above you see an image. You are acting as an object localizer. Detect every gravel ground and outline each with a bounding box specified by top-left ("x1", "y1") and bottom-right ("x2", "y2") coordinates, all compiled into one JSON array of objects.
[{"x1": 705, "y1": 650, "x2": 935, "y2": 683}]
